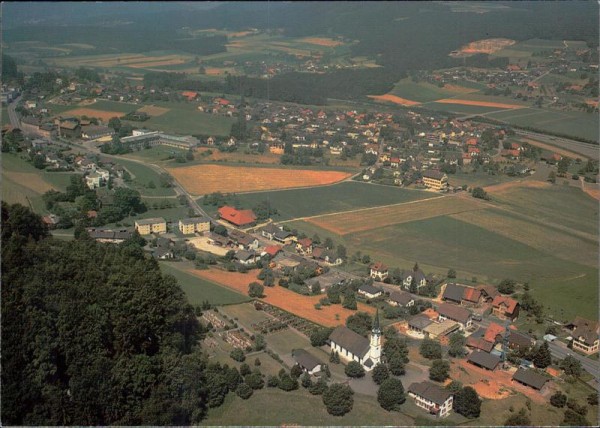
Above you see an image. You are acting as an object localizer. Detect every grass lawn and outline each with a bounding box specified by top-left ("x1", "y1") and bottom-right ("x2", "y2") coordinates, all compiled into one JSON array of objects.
[
  {"x1": 422, "y1": 102, "x2": 516, "y2": 115},
  {"x1": 390, "y1": 78, "x2": 468, "y2": 102},
  {"x1": 451, "y1": 171, "x2": 518, "y2": 188},
  {"x1": 208, "y1": 181, "x2": 436, "y2": 220},
  {"x1": 129, "y1": 102, "x2": 234, "y2": 136},
  {"x1": 42, "y1": 172, "x2": 80, "y2": 191},
  {"x1": 160, "y1": 263, "x2": 251, "y2": 306},
  {"x1": 90, "y1": 100, "x2": 139, "y2": 113},
  {"x1": 202, "y1": 388, "x2": 415, "y2": 426},
  {"x1": 111, "y1": 158, "x2": 176, "y2": 196},
  {"x1": 264, "y1": 329, "x2": 312, "y2": 358}
]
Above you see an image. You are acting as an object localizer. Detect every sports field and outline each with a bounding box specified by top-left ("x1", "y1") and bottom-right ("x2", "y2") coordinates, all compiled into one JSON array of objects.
[
  {"x1": 230, "y1": 181, "x2": 436, "y2": 220},
  {"x1": 168, "y1": 164, "x2": 352, "y2": 196},
  {"x1": 187, "y1": 268, "x2": 375, "y2": 327}
]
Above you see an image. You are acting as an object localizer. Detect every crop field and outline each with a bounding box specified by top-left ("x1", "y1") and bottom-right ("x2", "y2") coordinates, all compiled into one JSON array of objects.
[
  {"x1": 306, "y1": 195, "x2": 482, "y2": 235},
  {"x1": 367, "y1": 94, "x2": 421, "y2": 106},
  {"x1": 167, "y1": 164, "x2": 352, "y2": 196},
  {"x1": 451, "y1": 208, "x2": 598, "y2": 267},
  {"x1": 389, "y1": 78, "x2": 467, "y2": 103},
  {"x1": 187, "y1": 268, "x2": 375, "y2": 327},
  {"x1": 47, "y1": 53, "x2": 193, "y2": 69},
  {"x1": 300, "y1": 37, "x2": 344, "y2": 47},
  {"x1": 160, "y1": 263, "x2": 250, "y2": 306},
  {"x1": 427, "y1": 98, "x2": 525, "y2": 109},
  {"x1": 486, "y1": 108, "x2": 599, "y2": 142},
  {"x1": 230, "y1": 181, "x2": 436, "y2": 220},
  {"x1": 453, "y1": 38, "x2": 516, "y2": 56},
  {"x1": 204, "y1": 389, "x2": 415, "y2": 426}
]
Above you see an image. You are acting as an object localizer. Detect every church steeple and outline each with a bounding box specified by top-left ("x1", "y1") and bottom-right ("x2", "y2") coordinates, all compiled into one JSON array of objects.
[{"x1": 372, "y1": 308, "x2": 381, "y2": 334}]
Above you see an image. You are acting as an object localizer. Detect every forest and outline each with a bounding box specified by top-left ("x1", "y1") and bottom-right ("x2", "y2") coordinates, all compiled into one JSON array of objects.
[{"x1": 1, "y1": 202, "x2": 209, "y2": 425}]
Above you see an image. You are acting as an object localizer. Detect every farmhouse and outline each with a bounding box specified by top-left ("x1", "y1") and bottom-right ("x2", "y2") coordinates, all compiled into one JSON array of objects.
[
  {"x1": 568, "y1": 317, "x2": 599, "y2": 354},
  {"x1": 178, "y1": 217, "x2": 211, "y2": 235},
  {"x1": 437, "y1": 302, "x2": 472, "y2": 330},
  {"x1": 358, "y1": 283, "x2": 383, "y2": 299},
  {"x1": 408, "y1": 381, "x2": 453, "y2": 418},
  {"x1": 468, "y1": 350, "x2": 501, "y2": 371},
  {"x1": 134, "y1": 217, "x2": 167, "y2": 235},
  {"x1": 491, "y1": 296, "x2": 520, "y2": 321},
  {"x1": 369, "y1": 262, "x2": 389, "y2": 281},
  {"x1": 218, "y1": 206, "x2": 257, "y2": 228},
  {"x1": 408, "y1": 314, "x2": 433, "y2": 338},
  {"x1": 422, "y1": 170, "x2": 448, "y2": 191},
  {"x1": 442, "y1": 283, "x2": 482, "y2": 306},
  {"x1": 328, "y1": 312, "x2": 381, "y2": 371},
  {"x1": 512, "y1": 368, "x2": 549, "y2": 391},
  {"x1": 292, "y1": 349, "x2": 323, "y2": 375},
  {"x1": 478, "y1": 285, "x2": 499, "y2": 302},
  {"x1": 388, "y1": 290, "x2": 415, "y2": 307},
  {"x1": 85, "y1": 228, "x2": 132, "y2": 243}
]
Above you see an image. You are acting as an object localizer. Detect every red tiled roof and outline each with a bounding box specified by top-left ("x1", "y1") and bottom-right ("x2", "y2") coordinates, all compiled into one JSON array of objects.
[
  {"x1": 468, "y1": 146, "x2": 480, "y2": 153},
  {"x1": 218, "y1": 206, "x2": 257, "y2": 226},
  {"x1": 264, "y1": 245, "x2": 282, "y2": 257},
  {"x1": 484, "y1": 322, "x2": 505, "y2": 343},
  {"x1": 466, "y1": 138, "x2": 478, "y2": 145},
  {"x1": 492, "y1": 295, "x2": 519, "y2": 314},
  {"x1": 462, "y1": 287, "x2": 482, "y2": 303},
  {"x1": 466, "y1": 337, "x2": 495, "y2": 353},
  {"x1": 298, "y1": 238, "x2": 313, "y2": 248},
  {"x1": 370, "y1": 262, "x2": 388, "y2": 272},
  {"x1": 182, "y1": 91, "x2": 198, "y2": 99}
]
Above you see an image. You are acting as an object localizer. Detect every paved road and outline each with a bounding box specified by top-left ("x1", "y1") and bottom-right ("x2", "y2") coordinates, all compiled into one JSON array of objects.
[
  {"x1": 7, "y1": 95, "x2": 22, "y2": 128},
  {"x1": 547, "y1": 340, "x2": 599, "y2": 382}
]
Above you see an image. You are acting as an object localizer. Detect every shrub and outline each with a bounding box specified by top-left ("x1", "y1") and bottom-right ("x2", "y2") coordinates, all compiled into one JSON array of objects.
[{"x1": 236, "y1": 383, "x2": 253, "y2": 399}]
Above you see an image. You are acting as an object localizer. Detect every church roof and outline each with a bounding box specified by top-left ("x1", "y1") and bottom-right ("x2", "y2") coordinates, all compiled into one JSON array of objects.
[
  {"x1": 373, "y1": 309, "x2": 380, "y2": 332},
  {"x1": 329, "y1": 326, "x2": 370, "y2": 359}
]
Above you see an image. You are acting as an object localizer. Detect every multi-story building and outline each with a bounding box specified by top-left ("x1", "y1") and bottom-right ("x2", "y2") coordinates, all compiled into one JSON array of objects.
[
  {"x1": 422, "y1": 170, "x2": 448, "y2": 191},
  {"x1": 178, "y1": 217, "x2": 211, "y2": 235},
  {"x1": 135, "y1": 217, "x2": 167, "y2": 235}
]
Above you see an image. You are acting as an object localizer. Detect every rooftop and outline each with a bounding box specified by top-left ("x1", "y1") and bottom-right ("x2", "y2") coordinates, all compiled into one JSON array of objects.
[
  {"x1": 329, "y1": 326, "x2": 370, "y2": 359},
  {"x1": 408, "y1": 381, "x2": 453, "y2": 405}
]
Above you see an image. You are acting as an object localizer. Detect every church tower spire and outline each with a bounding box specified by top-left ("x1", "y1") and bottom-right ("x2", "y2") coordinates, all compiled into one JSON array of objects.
[{"x1": 369, "y1": 309, "x2": 382, "y2": 365}]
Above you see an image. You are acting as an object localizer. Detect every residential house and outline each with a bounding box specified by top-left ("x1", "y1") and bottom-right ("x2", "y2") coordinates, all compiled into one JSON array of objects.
[
  {"x1": 218, "y1": 206, "x2": 257, "y2": 228},
  {"x1": 491, "y1": 296, "x2": 520, "y2": 321},
  {"x1": 312, "y1": 247, "x2": 343, "y2": 266},
  {"x1": 568, "y1": 317, "x2": 599, "y2": 354},
  {"x1": 41, "y1": 214, "x2": 60, "y2": 229},
  {"x1": 387, "y1": 290, "x2": 415, "y2": 307},
  {"x1": 369, "y1": 262, "x2": 389, "y2": 281},
  {"x1": 135, "y1": 217, "x2": 167, "y2": 235},
  {"x1": 296, "y1": 238, "x2": 313, "y2": 255},
  {"x1": 468, "y1": 350, "x2": 501, "y2": 371},
  {"x1": 207, "y1": 232, "x2": 232, "y2": 247},
  {"x1": 153, "y1": 247, "x2": 174, "y2": 260},
  {"x1": 358, "y1": 283, "x2": 383, "y2": 299},
  {"x1": 507, "y1": 330, "x2": 535, "y2": 352},
  {"x1": 178, "y1": 217, "x2": 211, "y2": 235},
  {"x1": 422, "y1": 170, "x2": 448, "y2": 191},
  {"x1": 512, "y1": 368, "x2": 549, "y2": 391},
  {"x1": 262, "y1": 245, "x2": 282, "y2": 258},
  {"x1": 408, "y1": 381, "x2": 453, "y2": 418},
  {"x1": 437, "y1": 302, "x2": 472, "y2": 330},
  {"x1": 85, "y1": 172, "x2": 102, "y2": 189},
  {"x1": 292, "y1": 349, "x2": 323, "y2": 375},
  {"x1": 234, "y1": 250, "x2": 261, "y2": 265},
  {"x1": 229, "y1": 229, "x2": 260, "y2": 250},
  {"x1": 478, "y1": 285, "x2": 499, "y2": 302},
  {"x1": 403, "y1": 269, "x2": 427, "y2": 289}
]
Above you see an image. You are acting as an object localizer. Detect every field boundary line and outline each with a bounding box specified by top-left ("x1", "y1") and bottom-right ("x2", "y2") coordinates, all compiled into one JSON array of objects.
[{"x1": 278, "y1": 194, "x2": 447, "y2": 224}]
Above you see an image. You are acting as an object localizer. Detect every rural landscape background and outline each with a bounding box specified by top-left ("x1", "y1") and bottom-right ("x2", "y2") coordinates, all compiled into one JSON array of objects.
[{"x1": 1, "y1": 2, "x2": 599, "y2": 427}]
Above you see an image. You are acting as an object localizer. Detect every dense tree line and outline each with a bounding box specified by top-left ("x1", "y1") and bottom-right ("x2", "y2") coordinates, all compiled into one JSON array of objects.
[{"x1": 1, "y1": 202, "x2": 210, "y2": 425}]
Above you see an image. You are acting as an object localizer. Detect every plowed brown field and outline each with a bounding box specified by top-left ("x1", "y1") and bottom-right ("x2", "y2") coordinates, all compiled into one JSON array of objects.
[
  {"x1": 188, "y1": 268, "x2": 375, "y2": 326},
  {"x1": 61, "y1": 108, "x2": 127, "y2": 121},
  {"x1": 307, "y1": 196, "x2": 484, "y2": 235},
  {"x1": 367, "y1": 94, "x2": 421, "y2": 106},
  {"x1": 167, "y1": 164, "x2": 352, "y2": 195}
]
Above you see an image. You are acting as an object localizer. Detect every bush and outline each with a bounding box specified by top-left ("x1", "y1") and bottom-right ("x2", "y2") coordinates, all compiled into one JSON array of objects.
[
  {"x1": 278, "y1": 373, "x2": 299, "y2": 391},
  {"x1": 245, "y1": 372, "x2": 265, "y2": 390},
  {"x1": 267, "y1": 375, "x2": 279, "y2": 388},
  {"x1": 322, "y1": 383, "x2": 354, "y2": 416},
  {"x1": 309, "y1": 377, "x2": 328, "y2": 395},
  {"x1": 429, "y1": 359, "x2": 450, "y2": 382},
  {"x1": 550, "y1": 391, "x2": 567, "y2": 408},
  {"x1": 371, "y1": 363, "x2": 390, "y2": 385},
  {"x1": 377, "y1": 377, "x2": 405, "y2": 411},
  {"x1": 453, "y1": 386, "x2": 481, "y2": 418},
  {"x1": 345, "y1": 361, "x2": 365, "y2": 378},
  {"x1": 236, "y1": 383, "x2": 253, "y2": 399},
  {"x1": 230, "y1": 348, "x2": 245, "y2": 362}
]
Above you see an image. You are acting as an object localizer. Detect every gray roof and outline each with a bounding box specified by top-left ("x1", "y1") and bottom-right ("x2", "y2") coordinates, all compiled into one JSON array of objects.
[
  {"x1": 388, "y1": 290, "x2": 415, "y2": 306},
  {"x1": 508, "y1": 331, "x2": 534, "y2": 349},
  {"x1": 408, "y1": 381, "x2": 453, "y2": 405},
  {"x1": 468, "y1": 350, "x2": 501, "y2": 370},
  {"x1": 260, "y1": 223, "x2": 281, "y2": 234},
  {"x1": 443, "y1": 283, "x2": 465, "y2": 303},
  {"x1": 293, "y1": 349, "x2": 322, "y2": 371},
  {"x1": 86, "y1": 228, "x2": 131, "y2": 241},
  {"x1": 179, "y1": 217, "x2": 210, "y2": 225},
  {"x1": 408, "y1": 314, "x2": 433, "y2": 330},
  {"x1": 437, "y1": 302, "x2": 472, "y2": 324},
  {"x1": 358, "y1": 283, "x2": 383, "y2": 295},
  {"x1": 329, "y1": 326, "x2": 370, "y2": 359},
  {"x1": 135, "y1": 217, "x2": 166, "y2": 226},
  {"x1": 235, "y1": 250, "x2": 256, "y2": 261},
  {"x1": 422, "y1": 170, "x2": 445, "y2": 180},
  {"x1": 512, "y1": 368, "x2": 549, "y2": 390}
]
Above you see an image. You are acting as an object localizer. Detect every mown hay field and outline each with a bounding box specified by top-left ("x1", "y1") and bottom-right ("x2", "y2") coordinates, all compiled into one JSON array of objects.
[
  {"x1": 167, "y1": 164, "x2": 352, "y2": 195},
  {"x1": 187, "y1": 268, "x2": 375, "y2": 327},
  {"x1": 136, "y1": 104, "x2": 170, "y2": 116},
  {"x1": 367, "y1": 94, "x2": 421, "y2": 106},
  {"x1": 306, "y1": 195, "x2": 482, "y2": 235},
  {"x1": 231, "y1": 181, "x2": 436, "y2": 220}
]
